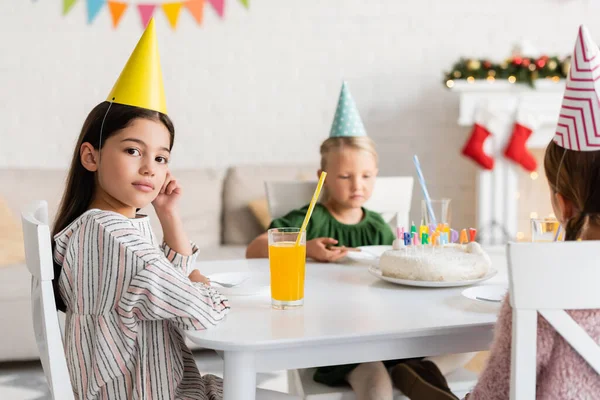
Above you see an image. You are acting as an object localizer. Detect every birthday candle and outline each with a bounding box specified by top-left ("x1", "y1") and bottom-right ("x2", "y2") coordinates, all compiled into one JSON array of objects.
[
  {"x1": 469, "y1": 228, "x2": 477, "y2": 242},
  {"x1": 410, "y1": 222, "x2": 417, "y2": 239},
  {"x1": 451, "y1": 229, "x2": 459, "y2": 243},
  {"x1": 431, "y1": 233, "x2": 439, "y2": 246},
  {"x1": 404, "y1": 232, "x2": 411, "y2": 246},
  {"x1": 442, "y1": 223, "x2": 450, "y2": 233},
  {"x1": 412, "y1": 234, "x2": 418, "y2": 246},
  {"x1": 421, "y1": 232, "x2": 429, "y2": 245},
  {"x1": 396, "y1": 227, "x2": 404, "y2": 239},
  {"x1": 419, "y1": 225, "x2": 428, "y2": 240},
  {"x1": 459, "y1": 229, "x2": 468, "y2": 244},
  {"x1": 441, "y1": 232, "x2": 449, "y2": 245}
]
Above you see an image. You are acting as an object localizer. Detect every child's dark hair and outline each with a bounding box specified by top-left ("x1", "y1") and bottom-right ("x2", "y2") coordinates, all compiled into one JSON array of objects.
[
  {"x1": 544, "y1": 140, "x2": 600, "y2": 241},
  {"x1": 51, "y1": 101, "x2": 175, "y2": 311}
]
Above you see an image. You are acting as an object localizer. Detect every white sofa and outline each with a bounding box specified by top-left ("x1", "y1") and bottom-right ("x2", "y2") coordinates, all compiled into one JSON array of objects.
[{"x1": 0, "y1": 164, "x2": 316, "y2": 361}]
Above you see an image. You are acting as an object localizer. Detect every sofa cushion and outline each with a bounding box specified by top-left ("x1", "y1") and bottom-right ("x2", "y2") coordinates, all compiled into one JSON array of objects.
[
  {"x1": 195, "y1": 245, "x2": 247, "y2": 262},
  {"x1": 0, "y1": 196, "x2": 25, "y2": 266},
  {"x1": 0, "y1": 169, "x2": 67, "y2": 225},
  {"x1": 222, "y1": 164, "x2": 315, "y2": 245},
  {"x1": 139, "y1": 168, "x2": 226, "y2": 249}
]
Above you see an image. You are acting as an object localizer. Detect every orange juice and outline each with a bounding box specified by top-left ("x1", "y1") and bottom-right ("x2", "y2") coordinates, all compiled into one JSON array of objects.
[{"x1": 268, "y1": 242, "x2": 306, "y2": 302}]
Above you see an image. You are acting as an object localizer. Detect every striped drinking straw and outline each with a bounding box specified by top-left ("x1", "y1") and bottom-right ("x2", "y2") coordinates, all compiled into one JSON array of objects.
[{"x1": 413, "y1": 155, "x2": 437, "y2": 226}]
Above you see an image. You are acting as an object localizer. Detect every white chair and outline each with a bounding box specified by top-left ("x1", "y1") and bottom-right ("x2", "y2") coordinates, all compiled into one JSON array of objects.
[
  {"x1": 21, "y1": 201, "x2": 74, "y2": 400},
  {"x1": 507, "y1": 241, "x2": 600, "y2": 400},
  {"x1": 22, "y1": 201, "x2": 300, "y2": 400},
  {"x1": 265, "y1": 176, "x2": 414, "y2": 230}
]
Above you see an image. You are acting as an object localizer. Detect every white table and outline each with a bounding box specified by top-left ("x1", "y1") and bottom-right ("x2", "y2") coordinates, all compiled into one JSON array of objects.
[{"x1": 186, "y1": 248, "x2": 508, "y2": 400}]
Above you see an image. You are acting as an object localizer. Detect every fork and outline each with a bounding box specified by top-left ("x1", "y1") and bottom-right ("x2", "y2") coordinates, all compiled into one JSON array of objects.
[
  {"x1": 210, "y1": 278, "x2": 249, "y2": 288},
  {"x1": 476, "y1": 296, "x2": 502, "y2": 303}
]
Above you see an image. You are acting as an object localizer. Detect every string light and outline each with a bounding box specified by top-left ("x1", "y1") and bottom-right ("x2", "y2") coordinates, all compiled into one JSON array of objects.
[
  {"x1": 486, "y1": 76, "x2": 495, "y2": 82},
  {"x1": 508, "y1": 76, "x2": 517, "y2": 83},
  {"x1": 467, "y1": 76, "x2": 475, "y2": 83},
  {"x1": 530, "y1": 171, "x2": 539, "y2": 180},
  {"x1": 446, "y1": 80, "x2": 455, "y2": 88}
]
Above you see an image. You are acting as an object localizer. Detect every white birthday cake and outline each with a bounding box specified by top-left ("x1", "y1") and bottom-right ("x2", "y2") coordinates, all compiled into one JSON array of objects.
[{"x1": 380, "y1": 241, "x2": 491, "y2": 282}]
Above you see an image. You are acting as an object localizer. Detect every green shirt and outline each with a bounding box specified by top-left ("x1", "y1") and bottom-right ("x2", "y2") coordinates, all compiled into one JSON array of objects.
[{"x1": 268, "y1": 203, "x2": 395, "y2": 247}]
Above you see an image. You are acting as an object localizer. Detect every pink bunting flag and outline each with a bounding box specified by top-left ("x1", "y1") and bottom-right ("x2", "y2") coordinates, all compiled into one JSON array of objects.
[
  {"x1": 207, "y1": 0, "x2": 224, "y2": 18},
  {"x1": 137, "y1": 4, "x2": 156, "y2": 28}
]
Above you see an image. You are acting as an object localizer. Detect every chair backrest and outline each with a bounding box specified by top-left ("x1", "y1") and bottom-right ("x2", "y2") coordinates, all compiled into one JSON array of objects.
[
  {"x1": 21, "y1": 201, "x2": 74, "y2": 400},
  {"x1": 507, "y1": 241, "x2": 600, "y2": 400},
  {"x1": 265, "y1": 176, "x2": 414, "y2": 230}
]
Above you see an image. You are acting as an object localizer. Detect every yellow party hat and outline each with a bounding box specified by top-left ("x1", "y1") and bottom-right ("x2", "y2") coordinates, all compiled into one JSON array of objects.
[{"x1": 106, "y1": 18, "x2": 167, "y2": 115}]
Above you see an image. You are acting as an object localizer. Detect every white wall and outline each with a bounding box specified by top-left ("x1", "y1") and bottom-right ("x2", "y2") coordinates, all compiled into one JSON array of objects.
[{"x1": 2, "y1": 0, "x2": 599, "y2": 228}]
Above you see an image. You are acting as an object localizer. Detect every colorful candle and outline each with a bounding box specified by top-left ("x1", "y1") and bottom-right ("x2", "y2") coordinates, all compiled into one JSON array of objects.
[
  {"x1": 442, "y1": 223, "x2": 450, "y2": 233},
  {"x1": 441, "y1": 232, "x2": 449, "y2": 245},
  {"x1": 469, "y1": 228, "x2": 477, "y2": 242},
  {"x1": 459, "y1": 229, "x2": 468, "y2": 244},
  {"x1": 410, "y1": 222, "x2": 417, "y2": 239},
  {"x1": 421, "y1": 232, "x2": 429, "y2": 245},
  {"x1": 404, "y1": 232, "x2": 411, "y2": 246},
  {"x1": 419, "y1": 225, "x2": 428, "y2": 240},
  {"x1": 451, "y1": 229, "x2": 459, "y2": 243},
  {"x1": 396, "y1": 227, "x2": 404, "y2": 239},
  {"x1": 431, "y1": 232, "x2": 439, "y2": 246}
]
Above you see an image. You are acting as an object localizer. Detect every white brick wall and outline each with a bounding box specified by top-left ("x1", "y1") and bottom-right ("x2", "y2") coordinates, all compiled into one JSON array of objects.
[{"x1": 1, "y1": 0, "x2": 598, "y2": 228}]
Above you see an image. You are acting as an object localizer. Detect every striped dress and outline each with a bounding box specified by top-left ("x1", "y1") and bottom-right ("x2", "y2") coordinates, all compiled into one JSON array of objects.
[{"x1": 53, "y1": 209, "x2": 230, "y2": 400}]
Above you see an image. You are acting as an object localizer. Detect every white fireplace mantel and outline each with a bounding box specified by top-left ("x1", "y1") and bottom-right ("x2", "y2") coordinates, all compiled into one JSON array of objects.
[{"x1": 450, "y1": 80, "x2": 565, "y2": 244}]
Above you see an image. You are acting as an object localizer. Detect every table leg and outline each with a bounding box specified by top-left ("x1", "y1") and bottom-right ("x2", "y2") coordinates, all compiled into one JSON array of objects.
[{"x1": 223, "y1": 350, "x2": 256, "y2": 400}]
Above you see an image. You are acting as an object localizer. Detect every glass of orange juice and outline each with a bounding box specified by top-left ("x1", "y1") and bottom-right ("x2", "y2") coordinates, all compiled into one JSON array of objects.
[
  {"x1": 268, "y1": 227, "x2": 306, "y2": 309},
  {"x1": 530, "y1": 218, "x2": 562, "y2": 242}
]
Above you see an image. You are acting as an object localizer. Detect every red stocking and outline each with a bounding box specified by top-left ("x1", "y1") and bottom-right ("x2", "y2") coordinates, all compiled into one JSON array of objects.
[
  {"x1": 462, "y1": 123, "x2": 494, "y2": 170},
  {"x1": 504, "y1": 112, "x2": 539, "y2": 172}
]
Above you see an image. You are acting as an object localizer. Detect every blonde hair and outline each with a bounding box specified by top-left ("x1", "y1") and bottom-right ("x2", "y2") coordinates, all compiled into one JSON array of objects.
[{"x1": 319, "y1": 136, "x2": 378, "y2": 171}]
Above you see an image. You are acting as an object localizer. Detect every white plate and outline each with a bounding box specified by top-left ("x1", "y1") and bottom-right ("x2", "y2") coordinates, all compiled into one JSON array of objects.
[
  {"x1": 344, "y1": 245, "x2": 393, "y2": 262},
  {"x1": 206, "y1": 272, "x2": 269, "y2": 296},
  {"x1": 462, "y1": 285, "x2": 507, "y2": 303},
  {"x1": 368, "y1": 265, "x2": 498, "y2": 288}
]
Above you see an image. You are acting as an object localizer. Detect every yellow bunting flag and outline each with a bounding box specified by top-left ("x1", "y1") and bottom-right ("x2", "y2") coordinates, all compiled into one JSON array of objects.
[
  {"x1": 185, "y1": 0, "x2": 204, "y2": 24},
  {"x1": 108, "y1": 1, "x2": 128, "y2": 28},
  {"x1": 63, "y1": 0, "x2": 77, "y2": 15},
  {"x1": 162, "y1": 2, "x2": 183, "y2": 29},
  {"x1": 239, "y1": 0, "x2": 249, "y2": 8}
]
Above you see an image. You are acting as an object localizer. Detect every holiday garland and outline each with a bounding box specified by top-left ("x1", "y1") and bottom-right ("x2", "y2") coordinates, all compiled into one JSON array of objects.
[{"x1": 444, "y1": 55, "x2": 571, "y2": 88}]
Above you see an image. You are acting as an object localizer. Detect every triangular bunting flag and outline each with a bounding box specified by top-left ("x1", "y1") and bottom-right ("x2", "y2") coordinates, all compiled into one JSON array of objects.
[
  {"x1": 185, "y1": 0, "x2": 204, "y2": 24},
  {"x1": 162, "y1": 2, "x2": 183, "y2": 30},
  {"x1": 207, "y1": 0, "x2": 224, "y2": 18},
  {"x1": 63, "y1": 0, "x2": 77, "y2": 15},
  {"x1": 239, "y1": 0, "x2": 249, "y2": 8},
  {"x1": 137, "y1": 4, "x2": 156, "y2": 28},
  {"x1": 108, "y1": 1, "x2": 128, "y2": 28},
  {"x1": 86, "y1": 0, "x2": 105, "y2": 23}
]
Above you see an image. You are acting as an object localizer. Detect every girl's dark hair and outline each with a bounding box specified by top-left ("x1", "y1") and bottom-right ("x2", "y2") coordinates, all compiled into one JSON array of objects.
[
  {"x1": 544, "y1": 140, "x2": 600, "y2": 241},
  {"x1": 51, "y1": 101, "x2": 175, "y2": 311}
]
